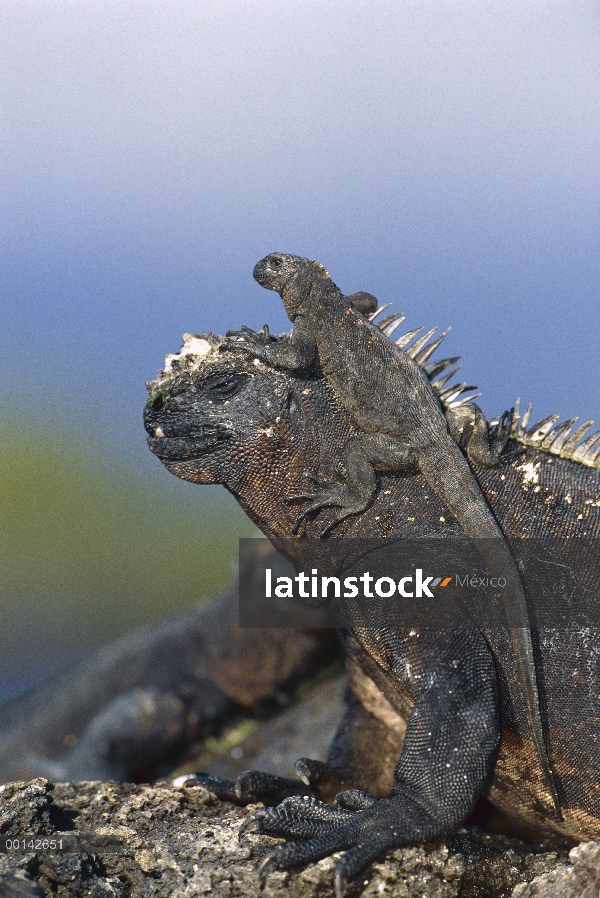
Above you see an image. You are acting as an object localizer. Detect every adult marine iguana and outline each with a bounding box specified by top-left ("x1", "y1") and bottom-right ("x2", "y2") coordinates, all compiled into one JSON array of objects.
[
  {"x1": 144, "y1": 315, "x2": 600, "y2": 895},
  {"x1": 223, "y1": 253, "x2": 555, "y2": 812}
]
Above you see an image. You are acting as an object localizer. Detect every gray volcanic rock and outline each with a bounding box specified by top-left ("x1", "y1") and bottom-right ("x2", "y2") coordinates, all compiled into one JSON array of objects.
[
  {"x1": 511, "y1": 841, "x2": 600, "y2": 897},
  {"x1": 0, "y1": 777, "x2": 580, "y2": 898}
]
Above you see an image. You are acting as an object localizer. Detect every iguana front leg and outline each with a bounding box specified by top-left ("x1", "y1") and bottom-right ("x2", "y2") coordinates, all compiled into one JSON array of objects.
[
  {"x1": 288, "y1": 434, "x2": 418, "y2": 535},
  {"x1": 224, "y1": 318, "x2": 317, "y2": 370},
  {"x1": 241, "y1": 629, "x2": 500, "y2": 897}
]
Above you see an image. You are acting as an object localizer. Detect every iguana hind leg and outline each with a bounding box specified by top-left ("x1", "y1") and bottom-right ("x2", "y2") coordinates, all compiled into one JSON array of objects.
[
  {"x1": 242, "y1": 628, "x2": 500, "y2": 896},
  {"x1": 446, "y1": 404, "x2": 514, "y2": 466}
]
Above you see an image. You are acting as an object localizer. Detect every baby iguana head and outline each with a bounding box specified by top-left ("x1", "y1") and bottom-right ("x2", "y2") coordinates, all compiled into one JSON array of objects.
[
  {"x1": 253, "y1": 252, "x2": 337, "y2": 319},
  {"x1": 253, "y1": 253, "x2": 307, "y2": 293}
]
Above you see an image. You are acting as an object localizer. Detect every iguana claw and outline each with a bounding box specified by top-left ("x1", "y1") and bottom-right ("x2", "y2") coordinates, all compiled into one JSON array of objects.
[
  {"x1": 221, "y1": 325, "x2": 276, "y2": 359},
  {"x1": 245, "y1": 792, "x2": 437, "y2": 892},
  {"x1": 290, "y1": 493, "x2": 370, "y2": 536},
  {"x1": 490, "y1": 408, "x2": 513, "y2": 456}
]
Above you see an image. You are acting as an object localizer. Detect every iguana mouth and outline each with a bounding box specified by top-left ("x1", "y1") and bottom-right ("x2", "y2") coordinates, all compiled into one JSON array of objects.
[{"x1": 147, "y1": 424, "x2": 231, "y2": 460}]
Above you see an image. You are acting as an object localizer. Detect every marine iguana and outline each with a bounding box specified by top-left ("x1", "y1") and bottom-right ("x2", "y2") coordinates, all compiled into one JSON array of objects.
[
  {"x1": 144, "y1": 320, "x2": 600, "y2": 895},
  {"x1": 223, "y1": 253, "x2": 556, "y2": 813}
]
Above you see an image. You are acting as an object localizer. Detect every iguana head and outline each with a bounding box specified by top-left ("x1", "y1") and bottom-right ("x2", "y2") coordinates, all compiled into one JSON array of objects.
[
  {"x1": 252, "y1": 253, "x2": 305, "y2": 293},
  {"x1": 144, "y1": 332, "x2": 347, "y2": 539},
  {"x1": 253, "y1": 253, "x2": 335, "y2": 320}
]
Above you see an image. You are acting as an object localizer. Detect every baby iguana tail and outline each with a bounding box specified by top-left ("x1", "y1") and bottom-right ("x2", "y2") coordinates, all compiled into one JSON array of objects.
[{"x1": 225, "y1": 252, "x2": 560, "y2": 816}]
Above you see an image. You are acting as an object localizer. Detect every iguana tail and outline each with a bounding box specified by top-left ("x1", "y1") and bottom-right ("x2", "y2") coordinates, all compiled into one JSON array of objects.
[{"x1": 419, "y1": 441, "x2": 561, "y2": 818}]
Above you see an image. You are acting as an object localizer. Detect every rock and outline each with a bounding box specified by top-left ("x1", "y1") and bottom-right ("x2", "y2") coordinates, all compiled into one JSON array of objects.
[
  {"x1": 0, "y1": 778, "x2": 578, "y2": 897},
  {"x1": 0, "y1": 780, "x2": 55, "y2": 837},
  {"x1": 0, "y1": 869, "x2": 46, "y2": 898},
  {"x1": 511, "y1": 840, "x2": 600, "y2": 897}
]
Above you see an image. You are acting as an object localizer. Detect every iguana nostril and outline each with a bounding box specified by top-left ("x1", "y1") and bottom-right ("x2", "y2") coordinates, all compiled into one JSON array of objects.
[{"x1": 152, "y1": 392, "x2": 166, "y2": 412}]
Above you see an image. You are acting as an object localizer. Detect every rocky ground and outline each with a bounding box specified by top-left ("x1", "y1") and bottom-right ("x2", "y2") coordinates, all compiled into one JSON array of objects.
[
  {"x1": 0, "y1": 777, "x2": 599, "y2": 898},
  {"x1": 1, "y1": 675, "x2": 599, "y2": 898}
]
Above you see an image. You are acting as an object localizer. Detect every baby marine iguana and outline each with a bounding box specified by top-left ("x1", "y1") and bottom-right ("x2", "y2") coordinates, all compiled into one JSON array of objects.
[
  {"x1": 144, "y1": 325, "x2": 600, "y2": 895},
  {"x1": 224, "y1": 253, "x2": 558, "y2": 813}
]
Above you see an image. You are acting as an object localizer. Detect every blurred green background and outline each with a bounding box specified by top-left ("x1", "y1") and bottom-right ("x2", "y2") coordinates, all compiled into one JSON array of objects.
[{"x1": 0, "y1": 416, "x2": 257, "y2": 704}]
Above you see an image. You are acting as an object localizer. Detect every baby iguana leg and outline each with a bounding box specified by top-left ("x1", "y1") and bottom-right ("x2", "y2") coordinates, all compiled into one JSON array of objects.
[
  {"x1": 446, "y1": 404, "x2": 513, "y2": 467},
  {"x1": 345, "y1": 291, "x2": 378, "y2": 317},
  {"x1": 289, "y1": 434, "x2": 418, "y2": 535},
  {"x1": 223, "y1": 322, "x2": 317, "y2": 370}
]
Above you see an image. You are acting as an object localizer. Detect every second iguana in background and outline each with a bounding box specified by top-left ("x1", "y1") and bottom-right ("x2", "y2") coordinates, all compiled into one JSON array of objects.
[{"x1": 224, "y1": 253, "x2": 557, "y2": 811}]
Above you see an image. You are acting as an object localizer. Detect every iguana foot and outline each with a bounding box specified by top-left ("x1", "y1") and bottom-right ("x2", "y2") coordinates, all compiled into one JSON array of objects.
[
  {"x1": 285, "y1": 470, "x2": 333, "y2": 503},
  {"x1": 221, "y1": 325, "x2": 276, "y2": 360},
  {"x1": 490, "y1": 410, "x2": 526, "y2": 461},
  {"x1": 294, "y1": 757, "x2": 353, "y2": 801},
  {"x1": 289, "y1": 484, "x2": 369, "y2": 536},
  {"x1": 446, "y1": 404, "x2": 519, "y2": 467},
  {"x1": 181, "y1": 770, "x2": 311, "y2": 805},
  {"x1": 235, "y1": 769, "x2": 311, "y2": 802},
  {"x1": 244, "y1": 791, "x2": 438, "y2": 897},
  {"x1": 489, "y1": 409, "x2": 513, "y2": 459},
  {"x1": 286, "y1": 470, "x2": 371, "y2": 535},
  {"x1": 174, "y1": 772, "x2": 255, "y2": 804},
  {"x1": 474, "y1": 408, "x2": 526, "y2": 465},
  {"x1": 177, "y1": 772, "x2": 253, "y2": 804}
]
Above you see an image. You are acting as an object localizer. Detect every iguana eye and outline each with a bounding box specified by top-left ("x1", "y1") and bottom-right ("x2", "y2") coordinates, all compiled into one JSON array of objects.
[
  {"x1": 271, "y1": 257, "x2": 281, "y2": 268},
  {"x1": 203, "y1": 373, "x2": 250, "y2": 401}
]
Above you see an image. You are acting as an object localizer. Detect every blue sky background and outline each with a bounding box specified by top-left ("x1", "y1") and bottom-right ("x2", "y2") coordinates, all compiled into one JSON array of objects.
[{"x1": 1, "y1": 1, "x2": 599, "y2": 700}]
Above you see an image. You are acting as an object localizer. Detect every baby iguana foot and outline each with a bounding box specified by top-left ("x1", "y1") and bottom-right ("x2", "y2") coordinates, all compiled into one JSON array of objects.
[
  {"x1": 244, "y1": 790, "x2": 439, "y2": 898},
  {"x1": 288, "y1": 481, "x2": 371, "y2": 536},
  {"x1": 487, "y1": 409, "x2": 514, "y2": 460},
  {"x1": 489, "y1": 410, "x2": 526, "y2": 461},
  {"x1": 446, "y1": 404, "x2": 516, "y2": 467},
  {"x1": 285, "y1": 471, "x2": 371, "y2": 536},
  {"x1": 222, "y1": 325, "x2": 279, "y2": 361}
]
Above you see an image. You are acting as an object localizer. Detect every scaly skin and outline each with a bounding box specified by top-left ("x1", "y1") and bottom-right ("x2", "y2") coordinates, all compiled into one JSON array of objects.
[
  {"x1": 224, "y1": 253, "x2": 557, "y2": 814},
  {"x1": 144, "y1": 331, "x2": 600, "y2": 894}
]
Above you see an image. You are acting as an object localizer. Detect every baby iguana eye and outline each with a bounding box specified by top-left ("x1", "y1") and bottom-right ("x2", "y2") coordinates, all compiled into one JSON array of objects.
[{"x1": 270, "y1": 257, "x2": 282, "y2": 268}]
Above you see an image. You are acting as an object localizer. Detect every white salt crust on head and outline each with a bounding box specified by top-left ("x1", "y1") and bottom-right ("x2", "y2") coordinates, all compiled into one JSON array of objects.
[{"x1": 163, "y1": 334, "x2": 214, "y2": 372}]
